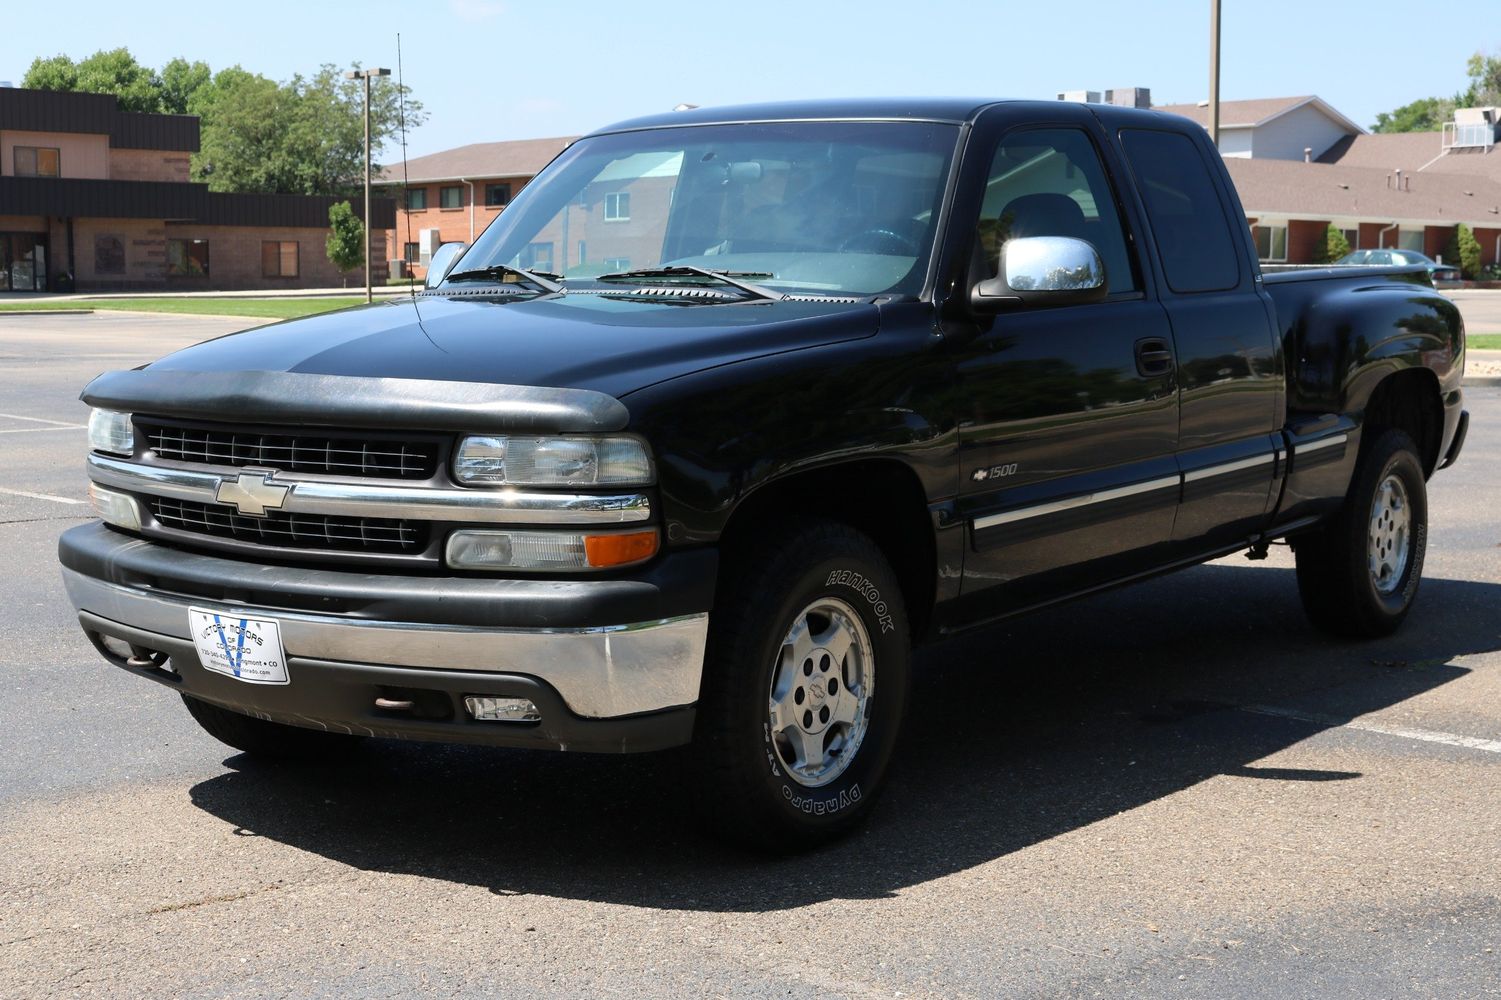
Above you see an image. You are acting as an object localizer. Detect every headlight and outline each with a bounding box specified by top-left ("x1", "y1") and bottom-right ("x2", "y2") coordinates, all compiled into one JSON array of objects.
[
  {"x1": 446, "y1": 528, "x2": 659, "y2": 571},
  {"x1": 453, "y1": 435, "x2": 652, "y2": 487},
  {"x1": 87, "y1": 408, "x2": 134, "y2": 456}
]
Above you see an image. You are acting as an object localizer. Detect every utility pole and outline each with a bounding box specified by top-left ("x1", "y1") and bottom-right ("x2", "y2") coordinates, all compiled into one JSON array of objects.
[
  {"x1": 345, "y1": 66, "x2": 391, "y2": 303},
  {"x1": 1208, "y1": 0, "x2": 1221, "y2": 149}
]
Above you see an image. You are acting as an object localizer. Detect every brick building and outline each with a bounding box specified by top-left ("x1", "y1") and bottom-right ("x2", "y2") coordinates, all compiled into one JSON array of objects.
[
  {"x1": 0, "y1": 86, "x2": 395, "y2": 292},
  {"x1": 378, "y1": 136, "x2": 575, "y2": 280}
]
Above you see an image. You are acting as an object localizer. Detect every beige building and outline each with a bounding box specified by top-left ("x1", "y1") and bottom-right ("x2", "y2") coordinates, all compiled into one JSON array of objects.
[{"x1": 0, "y1": 86, "x2": 395, "y2": 292}]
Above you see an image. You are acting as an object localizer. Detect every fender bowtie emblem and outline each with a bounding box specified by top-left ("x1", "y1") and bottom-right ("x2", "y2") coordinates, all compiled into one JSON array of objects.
[{"x1": 215, "y1": 470, "x2": 291, "y2": 517}]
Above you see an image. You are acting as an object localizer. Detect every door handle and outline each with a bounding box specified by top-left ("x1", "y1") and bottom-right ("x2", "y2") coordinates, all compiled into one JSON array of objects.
[{"x1": 1135, "y1": 337, "x2": 1174, "y2": 378}]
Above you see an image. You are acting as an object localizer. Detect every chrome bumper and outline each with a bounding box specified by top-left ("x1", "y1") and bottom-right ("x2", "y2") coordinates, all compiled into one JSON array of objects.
[{"x1": 62, "y1": 568, "x2": 708, "y2": 719}]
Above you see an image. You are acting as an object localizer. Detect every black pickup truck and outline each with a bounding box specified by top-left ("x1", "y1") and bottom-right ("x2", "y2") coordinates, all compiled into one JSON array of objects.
[{"x1": 61, "y1": 98, "x2": 1467, "y2": 847}]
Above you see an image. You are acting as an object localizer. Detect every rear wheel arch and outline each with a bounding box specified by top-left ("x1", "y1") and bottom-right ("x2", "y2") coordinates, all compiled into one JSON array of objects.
[{"x1": 1358, "y1": 367, "x2": 1444, "y2": 476}]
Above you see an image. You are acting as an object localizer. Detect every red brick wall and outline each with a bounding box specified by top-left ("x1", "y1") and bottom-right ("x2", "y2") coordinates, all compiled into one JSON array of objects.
[
  {"x1": 1474, "y1": 227, "x2": 1501, "y2": 267},
  {"x1": 1287, "y1": 219, "x2": 1329, "y2": 264},
  {"x1": 162, "y1": 224, "x2": 388, "y2": 290},
  {"x1": 109, "y1": 149, "x2": 192, "y2": 183},
  {"x1": 385, "y1": 174, "x2": 533, "y2": 277},
  {"x1": 1359, "y1": 222, "x2": 1398, "y2": 250},
  {"x1": 1424, "y1": 226, "x2": 1455, "y2": 262}
]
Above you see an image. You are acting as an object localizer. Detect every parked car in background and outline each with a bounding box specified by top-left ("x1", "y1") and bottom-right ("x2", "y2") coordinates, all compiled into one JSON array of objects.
[{"x1": 1336, "y1": 249, "x2": 1460, "y2": 283}]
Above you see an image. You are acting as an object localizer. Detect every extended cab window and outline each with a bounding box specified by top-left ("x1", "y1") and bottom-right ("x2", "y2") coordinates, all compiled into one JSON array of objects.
[
  {"x1": 979, "y1": 128, "x2": 1138, "y2": 295},
  {"x1": 1119, "y1": 129, "x2": 1240, "y2": 293}
]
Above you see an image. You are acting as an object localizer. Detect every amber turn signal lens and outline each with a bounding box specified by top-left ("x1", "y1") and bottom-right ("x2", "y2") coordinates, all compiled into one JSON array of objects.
[{"x1": 584, "y1": 530, "x2": 659, "y2": 568}]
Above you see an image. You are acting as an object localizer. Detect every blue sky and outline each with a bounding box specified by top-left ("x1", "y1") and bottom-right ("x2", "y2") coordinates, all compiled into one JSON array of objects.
[{"x1": 3, "y1": 1, "x2": 1489, "y2": 160}]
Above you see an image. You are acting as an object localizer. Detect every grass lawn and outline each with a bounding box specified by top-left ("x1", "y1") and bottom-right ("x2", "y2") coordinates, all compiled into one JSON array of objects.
[
  {"x1": 0, "y1": 296, "x2": 371, "y2": 319},
  {"x1": 1470, "y1": 333, "x2": 1501, "y2": 350}
]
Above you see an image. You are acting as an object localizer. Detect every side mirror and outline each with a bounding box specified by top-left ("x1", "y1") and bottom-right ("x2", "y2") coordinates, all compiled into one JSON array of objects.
[
  {"x1": 970, "y1": 236, "x2": 1107, "y2": 312},
  {"x1": 425, "y1": 242, "x2": 469, "y2": 289}
]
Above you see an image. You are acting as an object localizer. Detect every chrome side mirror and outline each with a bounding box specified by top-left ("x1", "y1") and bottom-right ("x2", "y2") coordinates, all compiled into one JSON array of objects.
[
  {"x1": 971, "y1": 236, "x2": 1107, "y2": 311},
  {"x1": 425, "y1": 242, "x2": 469, "y2": 289}
]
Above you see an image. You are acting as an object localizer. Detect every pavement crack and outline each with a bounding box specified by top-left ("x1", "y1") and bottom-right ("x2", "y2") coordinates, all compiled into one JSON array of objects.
[{"x1": 146, "y1": 882, "x2": 281, "y2": 914}]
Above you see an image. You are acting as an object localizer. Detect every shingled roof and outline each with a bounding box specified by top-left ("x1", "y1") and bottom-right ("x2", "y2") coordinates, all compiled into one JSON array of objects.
[
  {"x1": 1153, "y1": 95, "x2": 1364, "y2": 135},
  {"x1": 378, "y1": 136, "x2": 578, "y2": 185},
  {"x1": 1320, "y1": 131, "x2": 1501, "y2": 184},
  {"x1": 1224, "y1": 157, "x2": 1501, "y2": 226}
]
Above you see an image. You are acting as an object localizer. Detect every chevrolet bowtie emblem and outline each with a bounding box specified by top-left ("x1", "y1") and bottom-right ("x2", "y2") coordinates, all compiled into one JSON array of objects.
[{"x1": 215, "y1": 470, "x2": 291, "y2": 517}]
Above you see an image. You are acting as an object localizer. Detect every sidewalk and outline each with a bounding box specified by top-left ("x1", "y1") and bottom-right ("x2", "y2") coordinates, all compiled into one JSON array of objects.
[{"x1": 1468, "y1": 348, "x2": 1501, "y2": 386}]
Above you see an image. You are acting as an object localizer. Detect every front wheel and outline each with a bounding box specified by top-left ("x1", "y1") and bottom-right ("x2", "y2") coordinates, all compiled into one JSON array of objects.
[
  {"x1": 692, "y1": 520, "x2": 911, "y2": 850},
  {"x1": 1294, "y1": 429, "x2": 1428, "y2": 637}
]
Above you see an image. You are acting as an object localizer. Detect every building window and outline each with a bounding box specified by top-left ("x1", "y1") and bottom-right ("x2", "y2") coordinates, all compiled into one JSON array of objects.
[
  {"x1": 440, "y1": 186, "x2": 463, "y2": 209},
  {"x1": 261, "y1": 241, "x2": 299, "y2": 278},
  {"x1": 603, "y1": 256, "x2": 630, "y2": 271},
  {"x1": 521, "y1": 242, "x2": 553, "y2": 271},
  {"x1": 167, "y1": 239, "x2": 210, "y2": 277},
  {"x1": 577, "y1": 240, "x2": 586, "y2": 266},
  {"x1": 604, "y1": 192, "x2": 630, "y2": 221},
  {"x1": 403, "y1": 242, "x2": 420, "y2": 263},
  {"x1": 94, "y1": 235, "x2": 125, "y2": 275},
  {"x1": 406, "y1": 188, "x2": 428, "y2": 211},
  {"x1": 1254, "y1": 225, "x2": 1288, "y2": 262},
  {"x1": 485, "y1": 183, "x2": 511, "y2": 207},
  {"x1": 1341, "y1": 228, "x2": 1359, "y2": 251},
  {"x1": 15, "y1": 146, "x2": 61, "y2": 177}
]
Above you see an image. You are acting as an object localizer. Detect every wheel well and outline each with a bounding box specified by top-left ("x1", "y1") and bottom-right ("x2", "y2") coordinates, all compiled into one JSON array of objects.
[
  {"x1": 718, "y1": 460, "x2": 937, "y2": 637},
  {"x1": 1361, "y1": 368, "x2": 1444, "y2": 476}
]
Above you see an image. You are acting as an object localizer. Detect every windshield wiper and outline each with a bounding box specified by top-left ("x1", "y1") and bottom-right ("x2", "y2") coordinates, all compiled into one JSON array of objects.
[
  {"x1": 444, "y1": 263, "x2": 564, "y2": 294},
  {"x1": 595, "y1": 265, "x2": 784, "y2": 302}
]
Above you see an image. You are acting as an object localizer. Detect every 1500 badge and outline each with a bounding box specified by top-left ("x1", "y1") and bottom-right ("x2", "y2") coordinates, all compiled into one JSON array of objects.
[{"x1": 972, "y1": 463, "x2": 1019, "y2": 482}]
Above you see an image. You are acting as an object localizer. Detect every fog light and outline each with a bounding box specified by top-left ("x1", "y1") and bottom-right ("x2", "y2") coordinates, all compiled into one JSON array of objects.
[
  {"x1": 465, "y1": 696, "x2": 541, "y2": 723},
  {"x1": 88, "y1": 483, "x2": 143, "y2": 531}
]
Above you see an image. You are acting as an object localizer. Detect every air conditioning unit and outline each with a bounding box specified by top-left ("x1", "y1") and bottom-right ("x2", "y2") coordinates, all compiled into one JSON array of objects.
[
  {"x1": 1057, "y1": 90, "x2": 1102, "y2": 105},
  {"x1": 418, "y1": 228, "x2": 443, "y2": 266}
]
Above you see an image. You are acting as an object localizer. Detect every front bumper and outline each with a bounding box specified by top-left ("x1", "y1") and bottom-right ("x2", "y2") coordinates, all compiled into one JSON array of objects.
[{"x1": 59, "y1": 523, "x2": 716, "y2": 752}]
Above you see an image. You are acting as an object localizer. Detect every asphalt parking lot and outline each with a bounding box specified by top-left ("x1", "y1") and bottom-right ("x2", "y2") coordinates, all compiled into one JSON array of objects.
[{"x1": 1, "y1": 311, "x2": 1497, "y2": 999}]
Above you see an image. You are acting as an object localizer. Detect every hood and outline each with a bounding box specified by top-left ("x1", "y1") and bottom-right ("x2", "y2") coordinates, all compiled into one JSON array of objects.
[{"x1": 144, "y1": 293, "x2": 879, "y2": 399}]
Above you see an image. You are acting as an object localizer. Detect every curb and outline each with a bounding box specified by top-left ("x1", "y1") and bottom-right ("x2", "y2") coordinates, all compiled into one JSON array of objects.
[
  {"x1": 1463, "y1": 375, "x2": 1501, "y2": 387},
  {"x1": 0, "y1": 309, "x2": 95, "y2": 317}
]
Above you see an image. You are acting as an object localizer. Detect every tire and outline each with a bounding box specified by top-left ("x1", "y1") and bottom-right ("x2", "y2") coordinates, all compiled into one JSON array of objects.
[
  {"x1": 692, "y1": 519, "x2": 911, "y2": 850},
  {"x1": 180, "y1": 694, "x2": 362, "y2": 761},
  {"x1": 1294, "y1": 428, "x2": 1428, "y2": 638}
]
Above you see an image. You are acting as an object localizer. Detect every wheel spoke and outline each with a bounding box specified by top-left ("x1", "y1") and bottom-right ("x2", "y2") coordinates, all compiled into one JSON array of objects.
[
  {"x1": 829, "y1": 688, "x2": 861, "y2": 727},
  {"x1": 788, "y1": 726, "x2": 826, "y2": 773},
  {"x1": 813, "y1": 615, "x2": 855, "y2": 670}
]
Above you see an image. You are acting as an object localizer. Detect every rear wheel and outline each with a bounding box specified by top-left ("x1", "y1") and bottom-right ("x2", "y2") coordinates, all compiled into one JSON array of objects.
[
  {"x1": 180, "y1": 694, "x2": 362, "y2": 760},
  {"x1": 692, "y1": 520, "x2": 910, "y2": 850},
  {"x1": 1295, "y1": 429, "x2": 1428, "y2": 637}
]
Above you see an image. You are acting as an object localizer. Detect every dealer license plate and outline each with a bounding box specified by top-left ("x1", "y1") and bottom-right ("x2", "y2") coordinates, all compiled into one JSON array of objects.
[{"x1": 188, "y1": 607, "x2": 290, "y2": 685}]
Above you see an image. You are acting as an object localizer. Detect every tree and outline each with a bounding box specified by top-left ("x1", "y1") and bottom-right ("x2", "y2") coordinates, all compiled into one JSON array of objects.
[
  {"x1": 1313, "y1": 224, "x2": 1351, "y2": 265},
  {"x1": 24, "y1": 49, "x2": 163, "y2": 113},
  {"x1": 1443, "y1": 223, "x2": 1482, "y2": 280},
  {"x1": 19, "y1": 48, "x2": 425, "y2": 197},
  {"x1": 1460, "y1": 51, "x2": 1501, "y2": 108},
  {"x1": 326, "y1": 201, "x2": 365, "y2": 283},
  {"x1": 1372, "y1": 97, "x2": 1454, "y2": 134},
  {"x1": 159, "y1": 58, "x2": 212, "y2": 116}
]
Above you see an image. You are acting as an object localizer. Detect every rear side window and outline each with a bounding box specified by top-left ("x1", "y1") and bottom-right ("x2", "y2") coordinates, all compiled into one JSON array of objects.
[{"x1": 1119, "y1": 129, "x2": 1241, "y2": 293}]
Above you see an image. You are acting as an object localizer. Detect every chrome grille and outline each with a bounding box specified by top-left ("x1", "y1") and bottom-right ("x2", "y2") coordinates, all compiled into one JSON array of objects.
[
  {"x1": 149, "y1": 497, "x2": 425, "y2": 553},
  {"x1": 141, "y1": 421, "x2": 437, "y2": 479}
]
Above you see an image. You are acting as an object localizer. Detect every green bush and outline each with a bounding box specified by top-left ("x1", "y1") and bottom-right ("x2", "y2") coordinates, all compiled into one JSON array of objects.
[
  {"x1": 1444, "y1": 223, "x2": 1482, "y2": 279},
  {"x1": 1313, "y1": 224, "x2": 1352, "y2": 265}
]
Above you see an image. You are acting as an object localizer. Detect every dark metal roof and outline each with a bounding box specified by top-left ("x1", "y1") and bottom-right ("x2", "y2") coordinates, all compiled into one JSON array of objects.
[
  {"x1": 590, "y1": 97, "x2": 1008, "y2": 134},
  {"x1": 0, "y1": 176, "x2": 395, "y2": 228},
  {"x1": 0, "y1": 87, "x2": 199, "y2": 151}
]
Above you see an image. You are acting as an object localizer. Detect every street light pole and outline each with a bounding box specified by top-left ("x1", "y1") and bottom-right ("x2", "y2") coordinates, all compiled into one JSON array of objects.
[
  {"x1": 1208, "y1": 0, "x2": 1221, "y2": 148},
  {"x1": 345, "y1": 67, "x2": 391, "y2": 304}
]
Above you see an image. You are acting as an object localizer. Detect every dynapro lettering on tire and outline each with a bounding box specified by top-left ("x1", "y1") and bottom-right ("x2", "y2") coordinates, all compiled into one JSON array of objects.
[
  {"x1": 825, "y1": 569, "x2": 896, "y2": 634},
  {"x1": 783, "y1": 783, "x2": 861, "y2": 815}
]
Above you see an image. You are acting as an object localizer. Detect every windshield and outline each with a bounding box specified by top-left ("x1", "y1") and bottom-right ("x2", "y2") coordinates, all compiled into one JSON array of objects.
[{"x1": 450, "y1": 120, "x2": 960, "y2": 297}]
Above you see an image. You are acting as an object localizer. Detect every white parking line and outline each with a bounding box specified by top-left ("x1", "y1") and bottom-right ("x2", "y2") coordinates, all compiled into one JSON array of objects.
[
  {"x1": 0, "y1": 487, "x2": 86, "y2": 506},
  {"x1": 1243, "y1": 704, "x2": 1501, "y2": 755},
  {"x1": 0, "y1": 412, "x2": 82, "y2": 427},
  {"x1": 0, "y1": 425, "x2": 86, "y2": 434}
]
